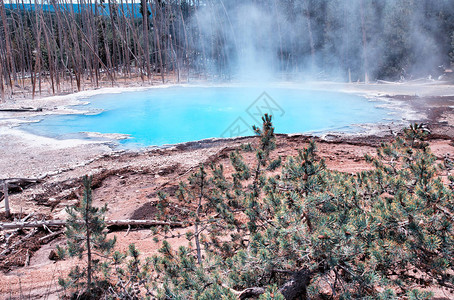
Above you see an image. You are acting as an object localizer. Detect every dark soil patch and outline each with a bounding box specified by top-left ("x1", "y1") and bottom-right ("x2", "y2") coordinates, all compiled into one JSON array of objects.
[
  {"x1": 0, "y1": 229, "x2": 48, "y2": 272},
  {"x1": 130, "y1": 201, "x2": 188, "y2": 221},
  {"x1": 147, "y1": 185, "x2": 179, "y2": 199},
  {"x1": 1, "y1": 212, "x2": 62, "y2": 272},
  {"x1": 91, "y1": 168, "x2": 135, "y2": 189},
  {"x1": 130, "y1": 202, "x2": 160, "y2": 220},
  {"x1": 0, "y1": 212, "x2": 22, "y2": 222},
  {"x1": 157, "y1": 164, "x2": 180, "y2": 176}
]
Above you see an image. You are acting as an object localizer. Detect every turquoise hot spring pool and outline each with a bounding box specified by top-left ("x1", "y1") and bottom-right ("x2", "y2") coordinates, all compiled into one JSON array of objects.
[{"x1": 22, "y1": 86, "x2": 398, "y2": 147}]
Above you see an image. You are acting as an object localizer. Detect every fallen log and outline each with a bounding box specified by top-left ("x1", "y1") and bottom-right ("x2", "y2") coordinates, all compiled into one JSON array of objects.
[
  {"x1": 0, "y1": 107, "x2": 43, "y2": 112},
  {"x1": 39, "y1": 230, "x2": 64, "y2": 242},
  {"x1": 0, "y1": 220, "x2": 66, "y2": 230},
  {"x1": 0, "y1": 219, "x2": 187, "y2": 230},
  {"x1": 2, "y1": 178, "x2": 42, "y2": 187},
  {"x1": 106, "y1": 219, "x2": 188, "y2": 230}
]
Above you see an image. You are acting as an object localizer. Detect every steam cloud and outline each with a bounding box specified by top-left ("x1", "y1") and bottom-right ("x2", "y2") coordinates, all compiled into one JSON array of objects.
[{"x1": 189, "y1": 0, "x2": 454, "y2": 82}]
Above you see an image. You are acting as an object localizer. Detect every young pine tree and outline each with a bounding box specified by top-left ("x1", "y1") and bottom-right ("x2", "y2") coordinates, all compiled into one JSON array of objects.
[
  {"x1": 108, "y1": 244, "x2": 155, "y2": 299},
  {"x1": 57, "y1": 175, "x2": 116, "y2": 298}
]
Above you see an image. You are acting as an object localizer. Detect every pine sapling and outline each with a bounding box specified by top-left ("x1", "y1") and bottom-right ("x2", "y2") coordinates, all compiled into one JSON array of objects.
[{"x1": 57, "y1": 175, "x2": 116, "y2": 297}]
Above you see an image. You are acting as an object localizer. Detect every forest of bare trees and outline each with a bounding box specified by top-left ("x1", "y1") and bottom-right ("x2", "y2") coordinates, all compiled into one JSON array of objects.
[
  {"x1": 0, "y1": 0, "x2": 196, "y2": 100},
  {"x1": 1, "y1": 0, "x2": 454, "y2": 101}
]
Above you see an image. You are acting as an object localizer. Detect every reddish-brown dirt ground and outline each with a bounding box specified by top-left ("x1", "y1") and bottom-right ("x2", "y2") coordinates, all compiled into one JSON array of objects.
[{"x1": 1, "y1": 130, "x2": 454, "y2": 299}]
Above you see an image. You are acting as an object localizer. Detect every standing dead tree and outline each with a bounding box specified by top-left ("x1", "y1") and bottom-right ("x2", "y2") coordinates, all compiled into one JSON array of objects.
[
  {"x1": 0, "y1": 178, "x2": 42, "y2": 218},
  {"x1": 1, "y1": 180, "x2": 10, "y2": 218}
]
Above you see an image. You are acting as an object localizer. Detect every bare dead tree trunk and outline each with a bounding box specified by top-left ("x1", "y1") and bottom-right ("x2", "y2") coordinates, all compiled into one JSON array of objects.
[
  {"x1": 108, "y1": 0, "x2": 119, "y2": 82},
  {"x1": 142, "y1": 0, "x2": 151, "y2": 81},
  {"x1": 273, "y1": 0, "x2": 284, "y2": 72},
  {"x1": 66, "y1": 0, "x2": 83, "y2": 91},
  {"x1": 81, "y1": 0, "x2": 93, "y2": 87},
  {"x1": 177, "y1": 3, "x2": 190, "y2": 82},
  {"x1": 13, "y1": 0, "x2": 26, "y2": 90},
  {"x1": 127, "y1": 0, "x2": 145, "y2": 81},
  {"x1": 0, "y1": 2, "x2": 16, "y2": 89},
  {"x1": 50, "y1": 0, "x2": 66, "y2": 92},
  {"x1": 169, "y1": 25, "x2": 179, "y2": 83},
  {"x1": 119, "y1": 0, "x2": 130, "y2": 79},
  {"x1": 3, "y1": 181, "x2": 10, "y2": 218},
  {"x1": 152, "y1": 1, "x2": 165, "y2": 83},
  {"x1": 0, "y1": 50, "x2": 4, "y2": 101},
  {"x1": 304, "y1": 1, "x2": 316, "y2": 71},
  {"x1": 93, "y1": 0, "x2": 101, "y2": 87},
  {"x1": 47, "y1": 5, "x2": 60, "y2": 93},
  {"x1": 41, "y1": 18, "x2": 56, "y2": 95},
  {"x1": 21, "y1": 0, "x2": 35, "y2": 97},
  {"x1": 360, "y1": 0, "x2": 369, "y2": 84},
  {"x1": 194, "y1": 3, "x2": 207, "y2": 78},
  {"x1": 32, "y1": 0, "x2": 43, "y2": 97}
]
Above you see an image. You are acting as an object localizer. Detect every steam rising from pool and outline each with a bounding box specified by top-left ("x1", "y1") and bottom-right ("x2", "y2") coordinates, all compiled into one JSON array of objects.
[{"x1": 23, "y1": 86, "x2": 397, "y2": 147}]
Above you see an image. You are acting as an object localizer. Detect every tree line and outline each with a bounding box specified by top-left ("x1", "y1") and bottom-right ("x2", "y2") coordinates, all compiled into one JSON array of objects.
[
  {"x1": 1, "y1": 0, "x2": 454, "y2": 101},
  {"x1": 0, "y1": 0, "x2": 194, "y2": 100}
]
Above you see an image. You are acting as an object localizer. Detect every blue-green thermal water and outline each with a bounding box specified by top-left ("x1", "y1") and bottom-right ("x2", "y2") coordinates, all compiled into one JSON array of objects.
[{"x1": 23, "y1": 86, "x2": 397, "y2": 147}]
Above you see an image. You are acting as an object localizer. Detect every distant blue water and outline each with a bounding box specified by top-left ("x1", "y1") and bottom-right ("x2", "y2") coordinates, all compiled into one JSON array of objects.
[
  {"x1": 5, "y1": 3, "x2": 145, "y2": 18},
  {"x1": 23, "y1": 86, "x2": 397, "y2": 147}
]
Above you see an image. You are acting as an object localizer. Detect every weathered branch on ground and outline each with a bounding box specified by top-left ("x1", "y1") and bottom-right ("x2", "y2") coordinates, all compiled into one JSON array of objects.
[
  {"x1": 1, "y1": 229, "x2": 19, "y2": 252},
  {"x1": 106, "y1": 219, "x2": 188, "y2": 230},
  {"x1": 39, "y1": 230, "x2": 64, "y2": 242},
  {"x1": 0, "y1": 220, "x2": 65, "y2": 230},
  {"x1": 0, "y1": 228, "x2": 37, "y2": 257},
  {"x1": 1, "y1": 178, "x2": 42, "y2": 187},
  {"x1": 21, "y1": 213, "x2": 34, "y2": 222},
  {"x1": 238, "y1": 287, "x2": 266, "y2": 299},
  {"x1": 233, "y1": 268, "x2": 312, "y2": 300},
  {"x1": 0, "y1": 107, "x2": 43, "y2": 112},
  {"x1": 0, "y1": 219, "x2": 187, "y2": 230},
  {"x1": 436, "y1": 204, "x2": 454, "y2": 221}
]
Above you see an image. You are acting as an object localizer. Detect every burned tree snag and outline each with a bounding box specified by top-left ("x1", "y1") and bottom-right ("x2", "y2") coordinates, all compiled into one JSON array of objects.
[{"x1": 2, "y1": 180, "x2": 10, "y2": 218}]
